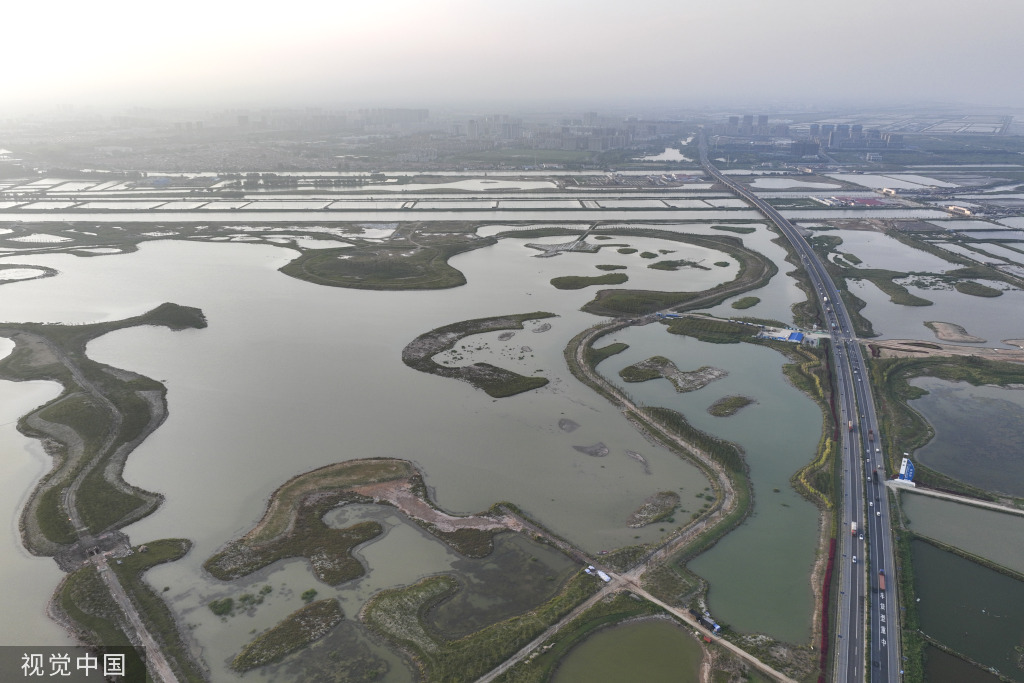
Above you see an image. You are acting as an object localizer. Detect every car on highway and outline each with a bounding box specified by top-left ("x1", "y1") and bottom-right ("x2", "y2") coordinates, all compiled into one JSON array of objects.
[
  {"x1": 853, "y1": 556, "x2": 857, "y2": 563},
  {"x1": 859, "y1": 533, "x2": 864, "y2": 540}
]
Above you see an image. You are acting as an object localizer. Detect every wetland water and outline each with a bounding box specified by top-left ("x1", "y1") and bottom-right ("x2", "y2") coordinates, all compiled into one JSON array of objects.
[
  {"x1": 595, "y1": 326, "x2": 820, "y2": 644},
  {"x1": 901, "y1": 494, "x2": 1024, "y2": 574},
  {"x1": 551, "y1": 618, "x2": 702, "y2": 683},
  {"x1": 0, "y1": 232, "x2": 743, "y2": 675},
  {"x1": 850, "y1": 278, "x2": 1024, "y2": 347},
  {"x1": 0, "y1": 338, "x2": 69, "y2": 646},
  {"x1": 909, "y1": 377, "x2": 1024, "y2": 496}
]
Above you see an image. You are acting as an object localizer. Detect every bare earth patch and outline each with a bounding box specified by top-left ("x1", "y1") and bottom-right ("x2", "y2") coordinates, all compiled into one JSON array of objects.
[
  {"x1": 627, "y1": 491, "x2": 680, "y2": 528},
  {"x1": 354, "y1": 479, "x2": 520, "y2": 534},
  {"x1": 871, "y1": 339, "x2": 1024, "y2": 363},
  {"x1": 621, "y1": 356, "x2": 728, "y2": 393},
  {"x1": 925, "y1": 321, "x2": 986, "y2": 343}
]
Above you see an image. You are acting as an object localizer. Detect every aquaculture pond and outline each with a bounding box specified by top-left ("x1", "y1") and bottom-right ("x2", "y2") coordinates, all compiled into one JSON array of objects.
[
  {"x1": 552, "y1": 618, "x2": 702, "y2": 683},
  {"x1": 909, "y1": 377, "x2": 1024, "y2": 497},
  {"x1": 912, "y1": 540, "x2": 1024, "y2": 681}
]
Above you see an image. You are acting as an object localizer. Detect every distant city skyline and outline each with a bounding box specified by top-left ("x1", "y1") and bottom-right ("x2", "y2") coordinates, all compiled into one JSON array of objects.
[{"x1": 3, "y1": 0, "x2": 1023, "y2": 112}]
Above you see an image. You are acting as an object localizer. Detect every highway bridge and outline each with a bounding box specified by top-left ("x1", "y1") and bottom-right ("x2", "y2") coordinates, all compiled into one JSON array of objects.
[{"x1": 700, "y1": 136, "x2": 902, "y2": 682}]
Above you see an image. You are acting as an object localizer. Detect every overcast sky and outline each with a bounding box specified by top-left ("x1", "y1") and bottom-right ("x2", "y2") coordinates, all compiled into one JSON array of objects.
[{"x1": 4, "y1": 0, "x2": 1021, "y2": 112}]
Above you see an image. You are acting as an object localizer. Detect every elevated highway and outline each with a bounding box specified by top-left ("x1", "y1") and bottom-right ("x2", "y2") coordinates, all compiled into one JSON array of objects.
[{"x1": 700, "y1": 138, "x2": 902, "y2": 682}]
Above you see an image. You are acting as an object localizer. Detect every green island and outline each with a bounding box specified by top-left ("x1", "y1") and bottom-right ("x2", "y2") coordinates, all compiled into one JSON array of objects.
[
  {"x1": 205, "y1": 458, "x2": 515, "y2": 585},
  {"x1": 550, "y1": 272, "x2": 628, "y2": 289},
  {"x1": 639, "y1": 251, "x2": 658, "y2": 259},
  {"x1": 647, "y1": 258, "x2": 711, "y2": 271},
  {"x1": 595, "y1": 263, "x2": 627, "y2": 270},
  {"x1": 708, "y1": 395, "x2": 757, "y2": 417},
  {"x1": 730, "y1": 296, "x2": 760, "y2": 309},
  {"x1": 954, "y1": 280, "x2": 1003, "y2": 297},
  {"x1": 618, "y1": 356, "x2": 728, "y2": 393},
  {"x1": 402, "y1": 312, "x2": 555, "y2": 397},
  {"x1": 232, "y1": 599, "x2": 345, "y2": 671},
  {"x1": 280, "y1": 229, "x2": 496, "y2": 290},
  {"x1": 616, "y1": 247, "x2": 638, "y2": 254}
]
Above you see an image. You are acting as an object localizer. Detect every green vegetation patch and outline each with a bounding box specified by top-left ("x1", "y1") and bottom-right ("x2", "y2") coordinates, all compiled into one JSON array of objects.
[
  {"x1": 279, "y1": 232, "x2": 495, "y2": 290},
  {"x1": 648, "y1": 259, "x2": 710, "y2": 271},
  {"x1": 232, "y1": 599, "x2": 344, "y2": 672},
  {"x1": 639, "y1": 251, "x2": 658, "y2": 259},
  {"x1": 617, "y1": 247, "x2": 638, "y2": 254},
  {"x1": 954, "y1": 280, "x2": 1002, "y2": 297},
  {"x1": 550, "y1": 273, "x2": 628, "y2": 290},
  {"x1": 663, "y1": 316, "x2": 752, "y2": 344},
  {"x1": 595, "y1": 264, "x2": 627, "y2": 271},
  {"x1": 730, "y1": 296, "x2": 760, "y2": 310},
  {"x1": 707, "y1": 395, "x2": 756, "y2": 417},
  {"x1": 58, "y1": 566, "x2": 133, "y2": 648},
  {"x1": 711, "y1": 225, "x2": 756, "y2": 234},
  {"x1": 714, "y1": 261, "x2": 730, "y2": 267},
  {"x1": 586, "y1": 342, "x2": 629, "y2": 366},
  {"x1": 364, "y1": 573, "x2": 600, "y2": 683},
  {"x1": 843, "y1": 252, "x2": 862, "y2": 265},
  {"x1": 403, "y1": 312, "x2": 555, "y2": 397}
]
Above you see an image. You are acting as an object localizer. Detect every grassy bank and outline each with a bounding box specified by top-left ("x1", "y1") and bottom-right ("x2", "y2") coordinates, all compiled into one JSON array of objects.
[
  {"x1": 109, "y1": 539, "x2": 207, "y2": 683},
  {"x1": 585, "y1": 342, "x2": 628, "y2": 366}
]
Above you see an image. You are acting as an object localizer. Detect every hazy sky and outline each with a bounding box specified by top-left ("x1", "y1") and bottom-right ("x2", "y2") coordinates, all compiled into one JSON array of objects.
[{"x1": 4, "y1": 0, "x2": 1022, "y2": 111}]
